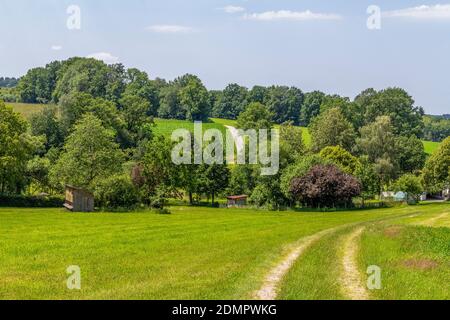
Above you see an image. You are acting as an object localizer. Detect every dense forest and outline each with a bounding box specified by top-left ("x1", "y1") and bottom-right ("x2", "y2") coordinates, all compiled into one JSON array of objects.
[{"x1": 0, "y1": 57, "x2": 449, "y2": 210}]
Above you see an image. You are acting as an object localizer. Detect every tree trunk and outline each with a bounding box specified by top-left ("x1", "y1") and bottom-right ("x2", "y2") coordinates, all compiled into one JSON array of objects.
[
  {"x1": 212, "y1": 192, "x2": 215, "y2": 205},
  {"x1": 189, "y1": 192, "x2": 193, "y2": 205}
]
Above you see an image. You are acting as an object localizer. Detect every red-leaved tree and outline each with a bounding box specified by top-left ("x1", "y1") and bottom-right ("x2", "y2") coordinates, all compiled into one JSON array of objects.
[{"x1": 290, "y1": 165, "x2": 361, "y2": 208}]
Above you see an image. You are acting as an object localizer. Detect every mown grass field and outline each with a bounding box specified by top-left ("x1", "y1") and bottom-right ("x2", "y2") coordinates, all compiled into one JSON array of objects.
[
  {"x1": 277, "y1": 203, "x2": 449, "y2": 300},
  {"x1": 0, "y1": 204, "x2": 448, "y2": 300},
  {"x1": 153, "y1": 118, "x2": 227, "y2": 138},
  {"x1": 5, "y1": 102, "x2": 442, "y2": 153},
  {"x1": 423, "y1": 140, "x2": 441, "y2": 155}
]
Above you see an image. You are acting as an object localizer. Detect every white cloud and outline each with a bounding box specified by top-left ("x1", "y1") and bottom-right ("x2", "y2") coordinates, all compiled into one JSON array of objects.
[
  {"x1": 243, "y1": 10, "x2": 342, "y2": 21},
  {"x1": 384, "y1": 4, "x2": 450, "y2": 19},
  {"x1": 51, "y1": 45, "x2": 63, "y2": 51},
  {"x1": 146, "y1": 25, "x2": 195, "y2": 34},
  {"x1": 221, "y1": 5, "x2": 245, "y2": 14},
  {"x1": 87, "y1": 52, "x2": 119, "y2": 64}
]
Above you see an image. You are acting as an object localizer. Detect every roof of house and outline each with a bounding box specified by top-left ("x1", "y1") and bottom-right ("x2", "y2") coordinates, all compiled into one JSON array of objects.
[{"x1": 227, "y1": 195, "x2": 248, "y2": 200}]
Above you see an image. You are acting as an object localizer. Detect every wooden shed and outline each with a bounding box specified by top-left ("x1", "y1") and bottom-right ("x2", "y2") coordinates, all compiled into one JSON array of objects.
[
  {"x1": 64, "y1": 185, "x2": 94, "y2": 212},
  {"x1": 227, "y1": 195, "x2": 248, "y2": 208}
]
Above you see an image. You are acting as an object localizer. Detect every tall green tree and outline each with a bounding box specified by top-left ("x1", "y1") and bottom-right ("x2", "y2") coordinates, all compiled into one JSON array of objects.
[
  {"x1": 58, "y1": 92, "x2": 129, "y2": 146},
  {"x1": 393, "y1": 174, "x2": 424, "y2": 202},
  {"x1": 197, "y1": 164, "x2": 230, "y2": 205},
  {"x1": 50, "y1": 114, "x2": 124, "y2": 191},
  {"x1": 309, "y1": 107, "x2": 356, "y2": 152},
  {"x1": 17, "y1": 61, "x2": 61, "y2": 103},
  {"x1": 179, "y1": 77, "x2": 211, "y2": 121},
  {"x1": 360, "y1": 88, "x2": 424, "y2": 137},
  {"x1": 395, "y1": 135, "x2": 426, "y2": 174},
  {"x1": 30, "y1": 106, "x2": 64, "y2": 150},
  {"x1": 248, "y1": 85, "x2": 267, "y2": 104},
  {"x1": 122, "y1": 68, "x2": 159, "y2": 116},
  {"x1": 236, "y1": 102, "x2": 273, "y2": 130},
  {"x1": 0, "y1": 102, "x2": 39, "y2": 193},
  {"x1": 355, "y1": 156, "x2": 380, "y2": 204},
  {"x1": 422, "y1": 136, "x2": 450, "y2": 193},
  {"x1": 52, "y1": 58, "x2": 113, "y2": 102},
  {"x1": 213, "y1": 83, "x2": 248, "y2": 119},
  {"x1": 26, "y1": 156, "x2": 51, "y2": 193},
  {"x1": 264, "y1": 86, "x2": 303, "y2": 125},
  {"x1": 356, "y1": 116, "x2": 398, "y2": 164},
  {"x1": 118, "y1": 94, "x2": 154, "y2": 147},
  {"x1": 158, "y1": 85, "x2": 184, "y2": 119},
  {"x1": 140, "y1": 136, "x2": 179, "y2": 208},
  {"x1": 279, "y1": 122, "x2": 305, "y2": 167},
  {"x1": 356, "y1": 116, "x2": 399, "y2": 185},
  {"x1": 300, "y1": 91, "x2": 325, "y2": 126}
]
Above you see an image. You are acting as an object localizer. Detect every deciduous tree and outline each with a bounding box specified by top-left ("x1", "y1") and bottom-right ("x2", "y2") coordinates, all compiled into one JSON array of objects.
[
  {"x1": 50, "y1": 114, "x2": 124, "y2": 190},
  {"x1": 290, "y1": 165, "x2": 361, "y2": 208},
  {"x1": 309, "y1": 107, "x2": 356, "y2": 152}
]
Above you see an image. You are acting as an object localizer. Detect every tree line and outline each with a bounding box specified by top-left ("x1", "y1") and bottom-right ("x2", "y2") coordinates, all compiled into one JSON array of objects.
[{"x1": 0, "y1": 57, "x2": 449, "y2": 210}]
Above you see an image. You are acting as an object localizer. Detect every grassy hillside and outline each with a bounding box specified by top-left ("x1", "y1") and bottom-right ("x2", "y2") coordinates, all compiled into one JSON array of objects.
[
  {"x1": 1, "y1": 204, "x2": 447, "y2": 300},
  {"x1": 6, "y1": 102, "x2": 48, "y2": 119},
  {"x1": 212, "y1": 118, "x2": 312, "y2": 146},
  {"x1": 5, "y1": 102, "x2": 441, "y2": 152},
  {"x1": 423, "y1": 140, "x2": 441, "y2": 155},
  {"x1": 153, "y1": 118, "x2": 227, "y2": 138}
]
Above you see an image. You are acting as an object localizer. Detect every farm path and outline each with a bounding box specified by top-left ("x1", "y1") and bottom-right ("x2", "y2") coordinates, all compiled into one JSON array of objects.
[
  {"x1": 254, "y1": 227, "x2": 338, "y2": 300},
  {"x1": 339, "y1": 227, "x2": 370, "y2": 300},
  {"x1": 225, "y1": 126, "x2": 245, "y2": 158}
]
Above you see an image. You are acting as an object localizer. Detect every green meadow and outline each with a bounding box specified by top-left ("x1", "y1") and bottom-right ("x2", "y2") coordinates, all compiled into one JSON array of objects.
[
  {"x1": 6, "y1": 102, "x2": 48, "y2": 119},
  {"x1": 423, "y1": 140, "x2": 441, "y2": 155},
  {"x1": 277, "y1": 203, "x2": 450, "y2": 300},
  {"x1": 0, "y1": 203, "x2": 448, "y2": 300}
]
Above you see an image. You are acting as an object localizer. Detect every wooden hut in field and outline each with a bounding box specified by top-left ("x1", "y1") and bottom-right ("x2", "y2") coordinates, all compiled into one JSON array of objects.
[
  {"x1": 64, "y1": 185, "x2": 94, "y2": 212},
  {"x1": 227, "y1": 195, "x2": 248, "y2": 208}
]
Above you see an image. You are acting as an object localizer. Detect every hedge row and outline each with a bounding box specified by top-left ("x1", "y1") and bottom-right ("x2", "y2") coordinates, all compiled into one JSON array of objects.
[{"x1": 0, "y1": 194, "x2": 64, "y2": 208}]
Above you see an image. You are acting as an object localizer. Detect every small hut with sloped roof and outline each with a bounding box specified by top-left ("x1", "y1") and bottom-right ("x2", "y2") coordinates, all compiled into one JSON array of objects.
[
  {"x1": 227, "y1": 195, "x2": 248, "y2": 208},
  {"x1": 64, "y1": 185, "x2": 94, "y2": 212}
]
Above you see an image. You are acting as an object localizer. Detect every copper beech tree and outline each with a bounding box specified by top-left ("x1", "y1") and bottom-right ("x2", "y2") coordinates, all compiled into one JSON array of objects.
[{"x1": 290, "y1": 165, "x2": 361, "y2": 208}]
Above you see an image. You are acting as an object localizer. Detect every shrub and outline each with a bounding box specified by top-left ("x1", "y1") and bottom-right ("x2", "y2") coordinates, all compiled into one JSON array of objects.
[
  {"x1": 94, "y1": 174, "x2": 139, "y2": 209},
  {"x1": 290, "y1": 165, "x2": 361, "y2": 208},
  {"x1": 393, "y1": 174, "x2": 424, "y2": 203},
  {"x1": 0, "y1": 194, "x2": 64, "y2": 207},
  {"x1": 319, "y1": 146, "x2": 361, "y2": 175}
]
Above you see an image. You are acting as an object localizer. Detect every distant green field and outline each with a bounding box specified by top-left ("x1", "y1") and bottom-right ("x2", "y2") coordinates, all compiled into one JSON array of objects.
[
  {"x1": 423, "y1": 140, "x2": 441, "y2": 155},
  {"x1": 153, "y1": 118, "x2": 227, "y2": 138},
  {"x1": 212, "y1": 118, "x2": 312, "y2": 146},
  {"x1": 4, "y1": 103, "x2": 440, "y2": 153},
  {"x1": 300, "y1": 127, "x2": 311, "y2": 146},
  {"x1": 210, "y1": 118, "x2": 237, "y2": 127},
  {"x1": 6, "y1": 102, "x2": 47, "y2": 119}
]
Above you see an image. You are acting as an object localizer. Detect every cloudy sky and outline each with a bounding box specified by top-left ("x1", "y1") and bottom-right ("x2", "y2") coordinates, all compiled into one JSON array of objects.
[{"x1": 1, "y1": 0, "x2": 450, "y2": 114}]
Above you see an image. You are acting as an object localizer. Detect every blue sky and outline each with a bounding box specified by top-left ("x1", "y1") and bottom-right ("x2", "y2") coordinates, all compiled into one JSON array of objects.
[{"x1": 1, "y1": 0, "x2": 450, "y2": 114}]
